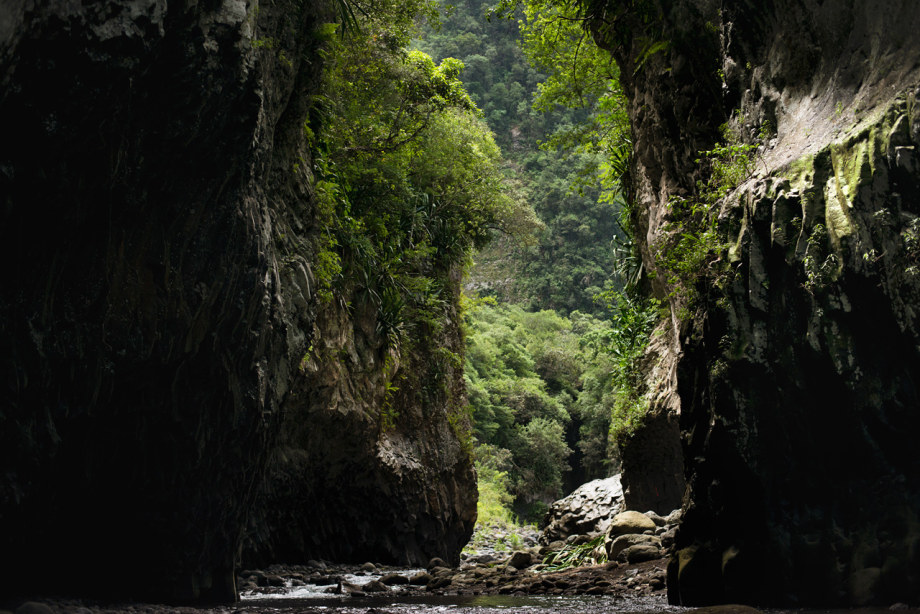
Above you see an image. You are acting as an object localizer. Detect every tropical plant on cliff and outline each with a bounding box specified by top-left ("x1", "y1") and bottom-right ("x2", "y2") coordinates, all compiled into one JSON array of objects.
[
  {"x1": 654, "y1": 121, "x2": 762, "y2": 314},
  {"x1": 309, "y1": 0, "x2": 537, "y2": 358}
]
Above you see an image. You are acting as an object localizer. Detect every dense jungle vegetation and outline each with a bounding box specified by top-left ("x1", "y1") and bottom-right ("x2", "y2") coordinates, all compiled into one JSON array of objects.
[
  {"x1": 416, "y1": 0, "x2": 659, "y2": 523},
  {"x1": 319, "y1": 0, "x2": 656, "y2": 525}
]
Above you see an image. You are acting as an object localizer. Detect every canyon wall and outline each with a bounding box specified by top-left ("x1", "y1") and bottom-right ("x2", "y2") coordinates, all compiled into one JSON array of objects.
[
  {"x1": 0, "y1": 0, "x2": 475, "y2": 603},
  {"x1": 619, "y1": 323, "x2": 685, "y2": 516},
  {"x1": 245, "y1": 277, "x2": 476, "y2": 568},
  {"x1": 588, "y1": 0, "x2": 920, "y2": 606}
]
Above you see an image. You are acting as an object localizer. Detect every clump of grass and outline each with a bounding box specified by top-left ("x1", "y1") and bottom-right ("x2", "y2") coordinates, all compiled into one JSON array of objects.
[{"x1": 542, "y1": 535, "x2": 608, "y2": 572}]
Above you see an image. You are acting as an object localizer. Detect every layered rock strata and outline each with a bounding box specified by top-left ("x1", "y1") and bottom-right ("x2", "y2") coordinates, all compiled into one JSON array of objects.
[{"x1": 587, "y1": 0, "x2": 920, "y2": 606}]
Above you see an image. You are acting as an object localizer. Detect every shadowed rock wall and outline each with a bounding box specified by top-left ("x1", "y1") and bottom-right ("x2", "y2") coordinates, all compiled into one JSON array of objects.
[
  {"x1": 244, "y1": 273, "x2": 477, "y2": 568},
  {"x1": 1, "y1": 1, "x2": 479, "y2": 603},
  {"x1": 619, "y1": 322, "x2": 685, "y2": 515},
  {"x1": 587, "y1": 0, "x2": 920, "y2": 606},
  {"x1": 0, "y1": 0, "x2": 327, "y2": 602}
]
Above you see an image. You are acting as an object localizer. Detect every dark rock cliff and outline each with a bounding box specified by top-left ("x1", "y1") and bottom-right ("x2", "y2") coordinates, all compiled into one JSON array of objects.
[
  {"x1": 588, "y1": 0, "x2": 920, "y2": 607},
  {"x1": 244, "y1": 273, "x2": 476, "y2": 568},
  {"x1": 0, "y1": 0, "x2": 325, "y2": 602},
  {"x1": 0, "y1": 0, "x2": 476, "y2": 604}
]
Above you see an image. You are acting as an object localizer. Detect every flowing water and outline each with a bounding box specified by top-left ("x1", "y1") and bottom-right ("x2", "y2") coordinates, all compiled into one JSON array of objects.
[
  {"x1": 239, "y1": 593, "x2": 683, "y2": 614},
  {"x1": 234, "y1": 570, "x2": 919, "y2": 614},
  {"x1": 236, "y1": 568, "x2": 683, "y2": 614}
]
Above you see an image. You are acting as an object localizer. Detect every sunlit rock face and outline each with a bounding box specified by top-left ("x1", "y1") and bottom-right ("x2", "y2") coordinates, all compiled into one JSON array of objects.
[
  {"x1": 588, "y1": 0, "x2": 920, "y2": 606},
  {"x1": 0, "y1": 0, "x2": 325, "y2": 602}
]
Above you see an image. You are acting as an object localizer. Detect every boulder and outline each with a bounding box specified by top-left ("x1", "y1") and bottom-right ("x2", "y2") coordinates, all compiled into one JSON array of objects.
[
  {"x1": 380, "y1": 573, "x2": 410, "y2": 585},
  {"x1": 363, "y1": 580, "x2": 390, "y2": 593},
  {"x1": 540, "y1": 476, "x2": 624, "y2": 544},
  {"x1": 621, "y1": 543, "x2": 663, "y2": 563},
  {"x1": 606, "y1": 533, "x2": 661, "y2": 559},
  {"x1": 849, "y1": 567, "x2": 882, "y2": 606},
  {"x1": 507, "y1": 551, "x2": 534, "y2": 569},
  {"x1": 660, "y1": 527, "x2": 677, "y2": 549},
  {"x1": 607, "y1": 510, "x2": 657, "y2": 537},
  {"x1": 409, "y1": 572, "x2": 433, "y2": 585},
  {"x1": 427, "y1": 576, "x2": 452, "y2": 590},
  {"x1": 645, "y1": 511, "x2": 668, "y2": 526}
]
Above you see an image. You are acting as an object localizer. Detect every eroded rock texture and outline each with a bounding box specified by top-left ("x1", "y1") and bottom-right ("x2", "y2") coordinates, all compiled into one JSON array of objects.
[
  {"x1": 588, "y1": 0, "x2": 920, "y2": 606},
  {"x1": 0, "y1": 0, "x2": 315, "y2": 603},
  {"x1": 244, "y1": 276, "x2": 477, "y2": 568}
]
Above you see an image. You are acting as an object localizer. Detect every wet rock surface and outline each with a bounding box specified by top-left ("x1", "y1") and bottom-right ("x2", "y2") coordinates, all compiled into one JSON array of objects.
[
  {"x1": 232, "y1": 558, "x2": 669, "y2": 601},
  {"x1": 3, "y1": 592, "x2": 683, "y2": 614},
  {"x1": 235, "y1": 508, "x2": 679, "y2": 602}
]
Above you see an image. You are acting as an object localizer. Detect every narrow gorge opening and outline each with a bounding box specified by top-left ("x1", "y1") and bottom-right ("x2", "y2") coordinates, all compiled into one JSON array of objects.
[
  {"x1": 3, "y1": 0, "x2": 920, "y2": 612},
  {"x1": 412, "y1": 0, "x2": 684, "y2": 550}
]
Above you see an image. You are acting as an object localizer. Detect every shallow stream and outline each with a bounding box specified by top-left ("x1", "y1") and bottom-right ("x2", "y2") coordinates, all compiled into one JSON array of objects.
[
  {"x1": 238, "y1": 593, "x2": 683, "y2": 614},
  {"x1": 236, "y1": 568, "x2": 682, "y2": 614}
]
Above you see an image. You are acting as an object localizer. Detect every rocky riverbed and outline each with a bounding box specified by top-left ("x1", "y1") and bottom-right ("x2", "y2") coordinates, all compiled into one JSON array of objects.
[
  {"x1": 228, "y1": 502, "x2": 678, "y2": 602},
  {"x1": 234, "y1": 556, "x2": 667, "y2": 600},
  {"x1": 3, "y1": 481, "x2": 680, "y2": 614}
]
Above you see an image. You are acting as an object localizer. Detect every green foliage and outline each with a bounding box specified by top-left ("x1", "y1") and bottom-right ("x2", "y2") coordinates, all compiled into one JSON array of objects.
[
  {"x1": 518, "y1": 0, "x2": 630, "y2": 196},
  {"x1": 474, "y1": 446, "x2": 518, "y2": 528},
  {"x1": 803, "y1": 223, "x2": 839, "y2": 290},
  {"x1": 514, "y1": 416, "x2": 571, "y2": 501},
  {"x1": 311, "y1": 0, "x2": 536, "y2": 362},
  {"x1": 379, "y1": 355, "x2": 403, "y2": 432},
  {"x1": 303, "y1": 0, "x2": 543, "y2": 446},
  {"x1": 542, "y1": 535, "x2": 608, "y2": 571},
  {"x1": 590, "y1": 287, "x2": 661, "y2": 440},
  {"x1": 655, "y1": 123, "x2": 760, "y2": 311},
  {"x1": 464, "y1": 299, "x2": 622, "y2": 519},
  {"x1": 416, "y1": 0, "x2": 628, "y2": 315}
]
